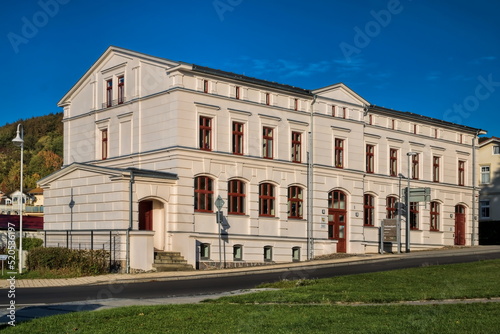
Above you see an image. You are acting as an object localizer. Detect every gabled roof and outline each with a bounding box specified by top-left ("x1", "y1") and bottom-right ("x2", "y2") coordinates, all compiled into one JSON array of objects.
[
  {"x1": 38, "y1": 162, "x2": 178, "y2": 187},
  {"x1": 312, "y1": 83, "x2": 370, "y2": 107},
  {"x1": 479, "y1": 136, "x2": 500, "y2": 147},
  {"x1": 57, "y1": 46, "x2": 181, "y2": 107}
]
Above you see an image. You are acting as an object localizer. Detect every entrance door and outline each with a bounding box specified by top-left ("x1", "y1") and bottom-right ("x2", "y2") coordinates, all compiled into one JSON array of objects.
[
  {"x1": 139, "y1": 200, "x2": 153, "y2": 231},
  {"x1": 328, "y1": 190, "x2": 347, "y2": 253},
  {"x1": 454, "y1": 205, "x2": 466, "y2": 245}
]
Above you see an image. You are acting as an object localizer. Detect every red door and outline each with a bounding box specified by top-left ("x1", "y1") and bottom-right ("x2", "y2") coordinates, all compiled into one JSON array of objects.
[
  {"x1": 328, "y1": 210, "x2": 347, "y2": 252},
  {"x1": 454, "y1": 205, "x2": 466, "y2": 245},
  {"x1": 139, "y1": 201, "x2": 153, "y2": 231},
  {"x1": 328, "y1": 190, "x2": 347, "y2": 253}
]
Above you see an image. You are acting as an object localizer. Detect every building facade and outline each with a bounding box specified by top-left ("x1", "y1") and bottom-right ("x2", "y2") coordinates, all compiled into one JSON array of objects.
[
  {"x1": 39, "y1": 46, "x2": 485, "y2": 271},
  {"x1": 478, "y1": 137, "x2": 500, "y2": 244}
]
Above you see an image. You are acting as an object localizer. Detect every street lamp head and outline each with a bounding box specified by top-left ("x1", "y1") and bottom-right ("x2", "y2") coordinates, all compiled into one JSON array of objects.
[
  {"x1": 407, "y1": 152, "x2": 417, "y2": 156},
  {"x1": 398, "y1": 173, "x2": 405, "y2": 178},
  {"x1": 12, "y1": 124, "x2": 24, "y2": 147}
]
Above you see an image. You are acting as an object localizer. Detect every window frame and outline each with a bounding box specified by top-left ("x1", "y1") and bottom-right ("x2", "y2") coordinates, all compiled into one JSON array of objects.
[
  {"x1": 203, "y1": 80, "x2": 209, "y2": 93},
  {"x1": 433, "y1": 156, "x2": 440, "y2": 182},
  {"x1": 458, "y1": 160, "x2": 465, "y2": 186},
  {"x1": 200, "y1": 243, "x2": 210, "y2": 260},
  {"x1": 292, "y1": 247, "x2": 300, "y2": 262},
  {"x1": 262, "y1": 127, "x2": 274, "y2": 159},
  {"x1": 232, "y1": 121, "x2": 244, "y2": 155},
  {"x1": 366, "y1": 144, "x2": 375, "y2": 173},
  {"x1": 117, "y1": 75, "x2": 124, "y2": 105},
  {"x1": 363, "y1": 194, "x2": 375, "y2": 226},
  {"x1": 259, "y1": 183, "x2": 275, "y2": 217},
  {"x1": 101, "y1": 128, "x2": 108, "y2": 160},
  {"x1": 430, "y1": 202, "x2": 440, "y2": 231},
  {"x1": 235, "y1": 86, "x2": 240, "y2": 99},
  {"x1": 480, "y1": 200, "x2": 490, "y2": 218},
  {"x1": 287, "y1": 186, "x2": 303, "y2": 219},
  {"x1": 199, "y1": 116, "x2": 212, "y2": 151},
  {"x1": 493, "y1": 146, "x2": 500, "y2": 155},
  {"x1": 389, "y1": 148, "x2": 398, "y2": 177},
  {"x1": 481, "y1": 166, "x2": 491, "y2": 184},
  {"x1": 106, "y1": 79, "x2": 113, "y2": 108},
  {"x1": 233, "y1": 245, "x2": 243, "y2": 261},
  {"x1": 194, "y1": 176, "x2": 214, "y2": 213},
  {"x1": 410, "y1": 202, "x2": 419, "y2": 230},
  {"x1": 334, "y1": 138, "x2": 344, "y2": 168},
  {"x1": 264, "y1": 246, "x2": 273, "y2": 262},
  {"x1": 411, "y1": 153, "x2": 419, "y2": 180},
  {"x1": 291, "y1": 131, "x2": 302, "y2": 163},
  {"x1": 386, "y1": 196, "x2": 397, "y2": 219},
  {"x1": 228, "y1": 179, "x2": 245, "y2": 215}
]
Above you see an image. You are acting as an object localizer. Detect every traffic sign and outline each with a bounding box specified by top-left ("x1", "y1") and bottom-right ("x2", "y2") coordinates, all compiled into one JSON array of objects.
[
  {"x1": 404, "y1": 187, "x2": 431, "y2": 203},
  {"x1": 215, "y1": 195, "x2": 225, "y2": 211}
]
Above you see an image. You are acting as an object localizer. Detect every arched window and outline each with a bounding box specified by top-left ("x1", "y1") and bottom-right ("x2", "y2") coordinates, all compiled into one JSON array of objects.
[
  {"x1": 364, "y1": 194, "x2": 375, "y2": 226},
  {"x1": 386, "y1": 196, "x2": 397, "y2": 219},
  {"x1": 259, "y1": 183, "x2": 275, "y2": 217},
  {"x1": 430, "y1": 202, "x2": 440, "y2": 231},
  {"x1": 288, "y1": 186, "x2": 303, "y2": 219},
  {"x1": 328, "y1": 190, "x2": 346, "y2": 209},
  {"x1": 194, "y1": 176, "x2": 213, "y2": 212},
  {"x1": 228, "y1": 180, "x2": 245, "y2": 215}
]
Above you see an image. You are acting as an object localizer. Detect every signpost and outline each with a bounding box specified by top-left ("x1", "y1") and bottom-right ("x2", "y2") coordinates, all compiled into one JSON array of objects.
[
  {"x1": 215, "y1": 195, "x2": 225, "y2": 269},
  {"x1": 404, "y1": 187, "x2": 431, "y2": 203},
  {"x1": 380, "y1": 219, "x2": 398, "y2": 254}
]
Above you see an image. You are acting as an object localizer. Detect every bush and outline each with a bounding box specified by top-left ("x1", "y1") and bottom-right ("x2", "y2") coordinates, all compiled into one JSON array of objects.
[
  {"x1": 16, "y1": 237, "x2": 43, "y2": 251},
  {"x1": 27, "y1": 247, "x2": 109, "y2": 276}
]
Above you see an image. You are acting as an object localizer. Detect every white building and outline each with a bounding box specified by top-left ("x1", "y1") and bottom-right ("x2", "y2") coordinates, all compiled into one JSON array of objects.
[{"x1": 39, "y1": 46, "x2": 485, "y2": 272}]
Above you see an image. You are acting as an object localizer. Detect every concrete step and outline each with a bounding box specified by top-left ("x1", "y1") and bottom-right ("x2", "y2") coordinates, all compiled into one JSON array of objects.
[
  {"x1": 152, "y1": 263, "x2": 195, "y2": 272},
  {"x1": 154, "y1": 258, "x2": 188, "y2": 264}
]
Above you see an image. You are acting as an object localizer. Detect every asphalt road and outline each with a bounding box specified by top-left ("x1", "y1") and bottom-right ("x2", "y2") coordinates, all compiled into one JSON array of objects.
[{"x1": 10, "y1": 249, "x2": 500, "y2": 306}]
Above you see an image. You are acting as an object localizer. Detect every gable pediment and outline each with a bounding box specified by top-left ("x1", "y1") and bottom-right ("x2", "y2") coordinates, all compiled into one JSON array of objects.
[{"x1": 312, "y1": 83, "x2": 369, "y2": 107}]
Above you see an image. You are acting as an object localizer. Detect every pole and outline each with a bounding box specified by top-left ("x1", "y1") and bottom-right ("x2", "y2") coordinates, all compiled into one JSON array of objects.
[
  {"x1": 406, "y1": 152, "x2": 416, "y2": 253},
  {"x1": 397, "y1": 174, "x2": 402, "y2": 253},
  {"x1": 18, "y1": 143, "x2": 23, "y2": 272},
  {"x1": 217, "y1": 211, "x2": 222, "y2": 269}
]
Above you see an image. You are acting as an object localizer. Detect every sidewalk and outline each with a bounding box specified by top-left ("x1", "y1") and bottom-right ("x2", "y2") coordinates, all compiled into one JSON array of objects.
[{"x1": 2, "y1": 245, "x2": 499, "y2": 289}]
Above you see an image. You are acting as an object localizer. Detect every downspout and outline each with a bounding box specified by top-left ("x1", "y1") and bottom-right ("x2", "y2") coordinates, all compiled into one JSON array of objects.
[
  {"x1": 127, "y1": 169, "x2": 135, "y2": 273},
  {"x1": 307, "y1": 95, "x2": 317, "y2": 260},
  {"x1": 471, "y1": 130, "x2": 480, "y2": 246}
]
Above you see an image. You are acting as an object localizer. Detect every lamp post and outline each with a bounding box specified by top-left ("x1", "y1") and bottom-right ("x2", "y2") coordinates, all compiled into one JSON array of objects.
[
  {"x1": 406, "y1": 152, "x2": 417, "y2": 253},
  {"x1": 12, "y1": 124, "x2": 24, "y2": 273}
]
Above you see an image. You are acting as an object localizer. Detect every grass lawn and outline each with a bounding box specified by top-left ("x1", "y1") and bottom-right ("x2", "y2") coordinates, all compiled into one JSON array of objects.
[{"x1": 2, "y1": 259, "x2": 500, "y2": 333}]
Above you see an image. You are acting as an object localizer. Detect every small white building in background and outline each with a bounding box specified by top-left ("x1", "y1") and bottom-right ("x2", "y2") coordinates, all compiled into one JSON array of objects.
[{"x1": 38, "y1": 46, "x2": 485, "y2": 272}]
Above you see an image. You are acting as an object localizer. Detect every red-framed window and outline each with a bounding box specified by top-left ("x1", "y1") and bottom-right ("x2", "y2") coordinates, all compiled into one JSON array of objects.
[
  {"x1": 364, "y1": 194, "x2": 375, "y2": 226},
  {"x1": 410, "y1": 202, "x2": 419, "y2": 229},
  {"x1": 433, "y1": 156, "x2": 440, "y2": 182},
  {"x1": 369, "y1": 114, "x2": 373, "y2": 125},
  {"x1": 332, "y1": 105, "x2": 336, "y2": 117},
  {"x1": 228, "y1": 179, "x2": 245, "y2": 215},
  {"x1": 413, "y1": 124, "x2": 417, "y2": 134},
  {"x1": 194, "y1": 176, "x2": 213, "y2": 212},
  {"x1": 411, "y1": 153, "x2": 419, "y2": 180},
  {"x1": 101, "y1": 129, "x2": 108, "y2": 160},
  {"x1": 294, "y1": 98, "x2": 298, "y2": 111},
  {"x1": 203, "y1": 80, "x2": 209, "y2": 93},
  {"x1": 342, "y1": 107, "x2": 347, "y2": 119},
  {"x1": 106, "y1": 79, "x2": 113, "y2": 108},
  {"x1": 265, "y1": 93, "x2": 270, "y2": 105},
  {"x1": 232, "y1": 122, "x2": 244, "y2": 155},
  {"x1": 291, "y1": 132, "x2": 301, "y2": 163},
  {"x1": 263, "y1": 127, "x2": 273, "y2": 159},
  {"x1": 458, "y1": 160, "x2": 465, "y2": 186},
  {"x1": 288, "y1": 186, "x2": 303, "y2": 219},
  {"x1": 334, "y1": 138, "x2": 344, "y2": 168},
  {"x1": 118, "y1": 75, "x2": 124, "y2": 104},
  {"x1": 259, "y1": 183, "x2": 275, "y2": 217},
  {"x1": 430, "y1": 202, "x2": 440, "y2": 231},
  {"x1": 366, "y1": 144, "x2": 375, "y2": 173},
  {"x1": 389, "y1": 148, "x2": 398, "y2": 177},
  {"x1": 386, "y1": 196, "x2": 397, "y2": 219},
  {"x1": 434, "y1": 128, "x2": 438, "y2": 139},
  {"x1": 391, "y1": 119, "x2": 395, "y2": 130},
  {"x1": 329, "y1": 190, "x2": 347, "y2": 209},
  {"x1": 199, "y1": 116, "x2": 212, "y2": 151},
  {"x1": 235, "y1": 86, "x2": 240, "y2": 99}
]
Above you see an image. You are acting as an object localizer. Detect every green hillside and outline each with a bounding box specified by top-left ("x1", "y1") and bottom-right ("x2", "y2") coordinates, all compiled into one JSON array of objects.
[{"x1": 0, "y1": 113, "x2": 63, "y2": 193}]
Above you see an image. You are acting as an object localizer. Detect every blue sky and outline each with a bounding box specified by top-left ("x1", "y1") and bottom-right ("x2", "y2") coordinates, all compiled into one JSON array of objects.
[{"x1": 1, "y1": 0, "x2": 499, "y2": 137}]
